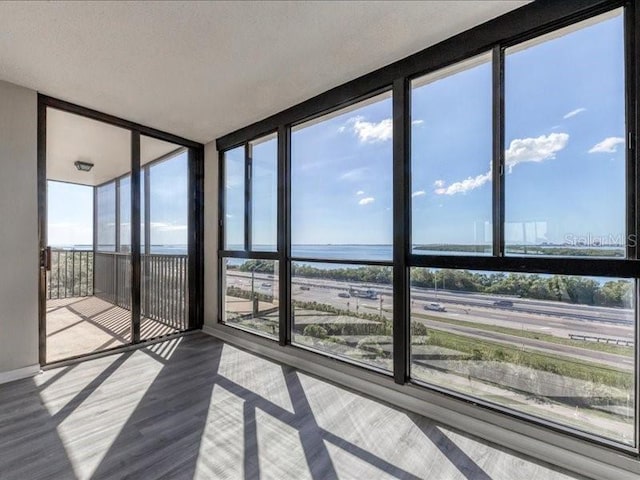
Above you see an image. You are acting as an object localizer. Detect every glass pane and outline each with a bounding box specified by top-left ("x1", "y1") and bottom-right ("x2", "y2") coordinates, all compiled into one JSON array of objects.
[
  {"x1": 96, "y1": 181, "x2": 116, "y2": 252},
  {"x1": 222, "y1": 258, "x2": 279, "y2": 339},
  {"x1": 45, "y1": 107, "x2": 132, "y2": 363},
  {"x1": 291, "y1": 261, "x2": 393, "y2": 371},
  {"x1": 251, "y1": 134, "x2": 278, "y2": 251},
  {"x1": 140, "y1": 136, "x2": 190, "y2": 340},
  {"x1": 410, "y1": 267, "x2": 635, "y2": 446},
  {"x1": 119, "y1": 175, "x2": 131, "y2": 253},
  {"x1": 505, "y1": 9, "x2": 625, "y2": 257},
  {"x1": 291, "y1": 92, "x2": 393, "y2": 261},
  {"x1": 224, "y1": 146, "x2": 245, "y2": 250},
  {"x1": 412, "y1": 54, "x2": 492, "y2": 255}
]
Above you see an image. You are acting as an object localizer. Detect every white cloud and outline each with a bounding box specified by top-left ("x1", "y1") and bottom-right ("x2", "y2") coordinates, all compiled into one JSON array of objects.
[
  {"x1": 412, "y1": 119, "x2": 424, "y2": 126},
  {"x1": 435, "y1": 132, "x2": 569, "y2": 196},
  {"x1": 412, "y1": 190, "x2": 426, "y2": 198},
  {"x1": 563, "y1": 108, "x2": 586, "y2": 119},
  {"x1": 358, "y1": 197, "x2": 375, "y2": 205},
  {"x1": 588, "y1": 136, "x2": 625, "y2": 154},
  {"x1": 150, "y1": 222, "x2": 188, "y2": 232},
  {"x1": 356, "y1": 190, "x2": 365, "y2": 196},
  {"x1": 342, "y1": 116, "x2": 392, "y2": 143},
  {"x1": 435, "y1": 170, "x2": 492, "y2": 196},
  {"x1": 339, "y1": 167, "x2": 367, "y2": 181},
  {"x1": 505, "y1": 132, "x2": 569, "y2": 172}
]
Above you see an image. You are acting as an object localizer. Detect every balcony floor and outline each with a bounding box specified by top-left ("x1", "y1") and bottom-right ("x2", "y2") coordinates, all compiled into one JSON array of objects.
[
  {"x1": 1, "y1": 333, "x2": 586, "y2": 480},
  {"x1": 46, "y1": 296, "x2": 180, "y2": 363}
]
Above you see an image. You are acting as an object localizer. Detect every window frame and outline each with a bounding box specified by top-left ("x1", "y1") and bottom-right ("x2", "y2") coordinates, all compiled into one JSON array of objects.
[
  {"x1": 219, "y1": 131, "x2": 282, "y2": 342},
  {"x1": 216, "y1": 0, "x2": 639, "y2": 456}
]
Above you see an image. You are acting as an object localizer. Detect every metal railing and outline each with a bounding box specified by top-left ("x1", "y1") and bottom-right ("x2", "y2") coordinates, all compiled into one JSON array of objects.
[
  {"x1": 46, "y1": 249, "x2": 94, "y2": 299},
  {"x1": 47, "y1": 249, "x2": 188, "y2": 330},
  {"x1": 142, "y1": 254, "x2": 188, "y2": 330}
]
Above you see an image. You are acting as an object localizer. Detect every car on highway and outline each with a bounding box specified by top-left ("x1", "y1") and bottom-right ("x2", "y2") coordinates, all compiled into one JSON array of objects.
[
  {"x1": 424, "y1": 302, "x2": 446, "y2": 312},
  {"x1": 338, "y1": 292, "x2": 350, "y2": 298},
  {"x1": 261, "y1": 283, "x2": 271, "y2": 288},
  {"x1": 493, "y1": 299, "x2": 514, "y2": 308},
  {"x1": 300, "y1": 285, "x2": 311, "y2": 291}
]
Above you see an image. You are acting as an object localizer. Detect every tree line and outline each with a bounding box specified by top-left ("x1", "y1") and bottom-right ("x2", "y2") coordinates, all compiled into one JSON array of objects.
[{"x1": 234, "y1": 259, "x2": 632, "y2": 308}]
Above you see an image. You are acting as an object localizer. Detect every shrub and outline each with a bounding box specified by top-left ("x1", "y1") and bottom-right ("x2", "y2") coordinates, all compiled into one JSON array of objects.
[{"x1": 303, "y1": 324, "x2": 328, "y2": 339}]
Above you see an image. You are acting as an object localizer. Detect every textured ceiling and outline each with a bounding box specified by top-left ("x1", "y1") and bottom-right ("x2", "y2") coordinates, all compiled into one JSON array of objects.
[
  {"x1": 0, "y1": 1, "x2": 528, "y2": 144},
  {"x1": 47, "y1": 108, "x2": 180, "y2": 186}
]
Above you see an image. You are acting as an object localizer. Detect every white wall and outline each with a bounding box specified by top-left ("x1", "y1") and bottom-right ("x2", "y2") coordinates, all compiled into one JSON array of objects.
[
  {"x1": 0, "y1": 80, "x2": 39, "y2": 375},
  {"x1": 203, "y1": 140, "x2": 218, "y2": 328}
]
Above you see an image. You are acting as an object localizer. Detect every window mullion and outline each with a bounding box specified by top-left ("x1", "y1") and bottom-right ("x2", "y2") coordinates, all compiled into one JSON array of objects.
[
  {"x1": 492, "y1": 45, "x2": 505, "y2": 257},
  {"x1": 393, "y1": 77, "x2": 410, "y2": 385},
  {"x1": 245, "y1": 142, "x2": 252, "y2": 252},
  {"x1": 278, "y1": 125, "x2": 291, "y2": 346}
]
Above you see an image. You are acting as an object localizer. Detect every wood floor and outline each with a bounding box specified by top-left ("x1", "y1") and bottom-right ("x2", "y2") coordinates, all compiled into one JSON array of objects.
[
  {"x1": 46, "y1": 296, "x2": 180, "y2": 363},
  {"x1": 0, "y1": 333, "x2": 584, "y2": 480}
]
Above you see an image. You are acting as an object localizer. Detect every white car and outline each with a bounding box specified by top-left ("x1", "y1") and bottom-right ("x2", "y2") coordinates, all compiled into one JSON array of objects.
[{"x1": 424, "y1": 302, "x2": 446, "y2": 312}]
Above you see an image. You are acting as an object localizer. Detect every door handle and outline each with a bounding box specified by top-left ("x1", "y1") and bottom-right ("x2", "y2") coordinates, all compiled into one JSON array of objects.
[{"x1": 41, "y1": 246, "x2": 52, "y2": 271}]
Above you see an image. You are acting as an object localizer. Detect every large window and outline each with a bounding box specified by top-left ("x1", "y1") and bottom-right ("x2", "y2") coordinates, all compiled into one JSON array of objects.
[
  {"x1": 411, "y1": 54, "x2": 493, "y2": 255},
  {"x1": 504, "y1": 10, "x2": 626, "y2": 257},
  {"x1": 223, "y1": 146, "x2": 245, "y2": 250},
  {"x1": 96, "y1": 181, "x2": 116, "y2": 252},
  {"x1": 218, "y1": 3, "x2": 637, "y2": 453},
  {"x1": 221, "y1": 133, "x2": 279, "y2": 339},
  {"x1": 251, "y1": 135, "x2": 278, "y2": 251},
  {"x1": 289, "y1": 94, "x2": 394, "y2": 369},
  {"x1": 409, "y1": 268, "x2": 635, "y2": 445},
  {"x1": 222, "y1": 258, "x2": 279, "y2": 337},
  {"x1": 291, "y1": 92, "x2": 393, "y2": 262},
  {"x1": 291, "y1": 262, "x2": 393, "y2": 371}
]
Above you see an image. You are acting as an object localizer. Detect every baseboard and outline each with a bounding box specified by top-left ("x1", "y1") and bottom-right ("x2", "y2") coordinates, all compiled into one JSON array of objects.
[
  {"x1": 0, "y1": 364, "x2": 41, "y2": 385},
  {"x1": 201, "y1": 324, "x2": 640, "y2": 480}
]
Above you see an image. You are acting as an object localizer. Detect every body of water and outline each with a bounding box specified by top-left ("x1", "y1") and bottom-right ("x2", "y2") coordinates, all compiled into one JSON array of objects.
[{"x1": 55, "y1": 245, "x2": 189, "y2": 255}]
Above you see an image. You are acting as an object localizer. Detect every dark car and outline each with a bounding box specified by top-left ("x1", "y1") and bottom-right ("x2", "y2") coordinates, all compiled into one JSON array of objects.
[
  {"x1": 493, "y1": 299, "x2": 514, "y2": 308},
  {"x1": 300, "y1": 285, "x2": 311, "y2": 291}
]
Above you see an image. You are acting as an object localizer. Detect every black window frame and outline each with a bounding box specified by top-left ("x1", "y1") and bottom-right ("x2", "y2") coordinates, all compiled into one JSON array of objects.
[
  {"x1": 218, "y1": 131, "x2": 282, "y2": 342},
  {"x1": 38, "y1": 95, "x2": 204, "y2": 366},
  {"x1": 216, "y1": 0, "x2": 639, "y2": 455}
]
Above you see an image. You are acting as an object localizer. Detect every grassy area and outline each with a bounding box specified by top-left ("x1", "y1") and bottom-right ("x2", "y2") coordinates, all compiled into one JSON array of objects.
[
  {"x1": 412, "y1": 312, "x2": 634, "y2": 357},
  {"x1": 418, "y1": 328, "x2": 632, "y2": 390}
]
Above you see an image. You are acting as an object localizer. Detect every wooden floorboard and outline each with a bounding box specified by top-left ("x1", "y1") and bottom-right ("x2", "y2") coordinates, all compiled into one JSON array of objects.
[{"x1": 0, "y1": 333, "x2": 585, "y2": 480}]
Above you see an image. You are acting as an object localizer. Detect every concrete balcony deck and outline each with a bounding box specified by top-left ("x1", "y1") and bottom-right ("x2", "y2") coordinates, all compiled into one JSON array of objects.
[{"x1": 46, "y1": 296, "x2": 180, "y2": 363}]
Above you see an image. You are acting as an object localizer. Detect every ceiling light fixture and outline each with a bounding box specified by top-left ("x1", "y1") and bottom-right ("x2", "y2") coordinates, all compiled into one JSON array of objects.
[{"x1": 74, "y1": 160, "x2": 94, "y2": 172}]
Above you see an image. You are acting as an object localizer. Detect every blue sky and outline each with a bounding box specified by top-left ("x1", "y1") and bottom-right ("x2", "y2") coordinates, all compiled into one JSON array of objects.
[
  {"x1": 49, "y1": 150, "x2": 188, "y2": 249},
  {"x1": 291, "y1": 92, "x2": 394, "y2": 247},
  {"x1": 287, "y1": 9, "x2": 625, "y2": 251},
  {"x1": 203, "y1": 9, "x2": 624, "y2": 256}
]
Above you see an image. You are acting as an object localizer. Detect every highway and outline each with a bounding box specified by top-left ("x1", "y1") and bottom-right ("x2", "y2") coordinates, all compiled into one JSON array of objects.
[{"x1": 225, "y1": 271, "x2": 635, "y2": 370}]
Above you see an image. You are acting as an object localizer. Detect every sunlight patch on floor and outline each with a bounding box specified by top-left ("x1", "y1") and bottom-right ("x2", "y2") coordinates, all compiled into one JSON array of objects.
[{"x1": 217, "y1": 343, "x2": 295, "y2": 414}]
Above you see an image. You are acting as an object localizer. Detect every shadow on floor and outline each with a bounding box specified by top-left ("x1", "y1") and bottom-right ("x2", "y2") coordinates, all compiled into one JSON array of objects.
[{"x1": 0, "y1": 334, "x2": 581, "y2": 480}]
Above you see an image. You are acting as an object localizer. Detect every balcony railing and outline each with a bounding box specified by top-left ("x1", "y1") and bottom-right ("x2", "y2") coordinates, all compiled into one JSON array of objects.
[
  {"x1": 47, "y1": 249, "x2": 94, "y2": 299},
  {"x1": 47, "y1": 249, "x2": 188, "y2": 331}
]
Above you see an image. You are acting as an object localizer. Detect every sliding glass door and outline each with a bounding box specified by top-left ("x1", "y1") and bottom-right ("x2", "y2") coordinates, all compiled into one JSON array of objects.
[{"x1": 40, "y1": 98, "x2": 202, "y2": 364}]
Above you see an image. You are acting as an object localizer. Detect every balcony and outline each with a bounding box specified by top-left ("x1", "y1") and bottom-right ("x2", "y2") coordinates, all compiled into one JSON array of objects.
[{"x1": 45, "y1": 249, "x2": 188, "y2": 363}]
